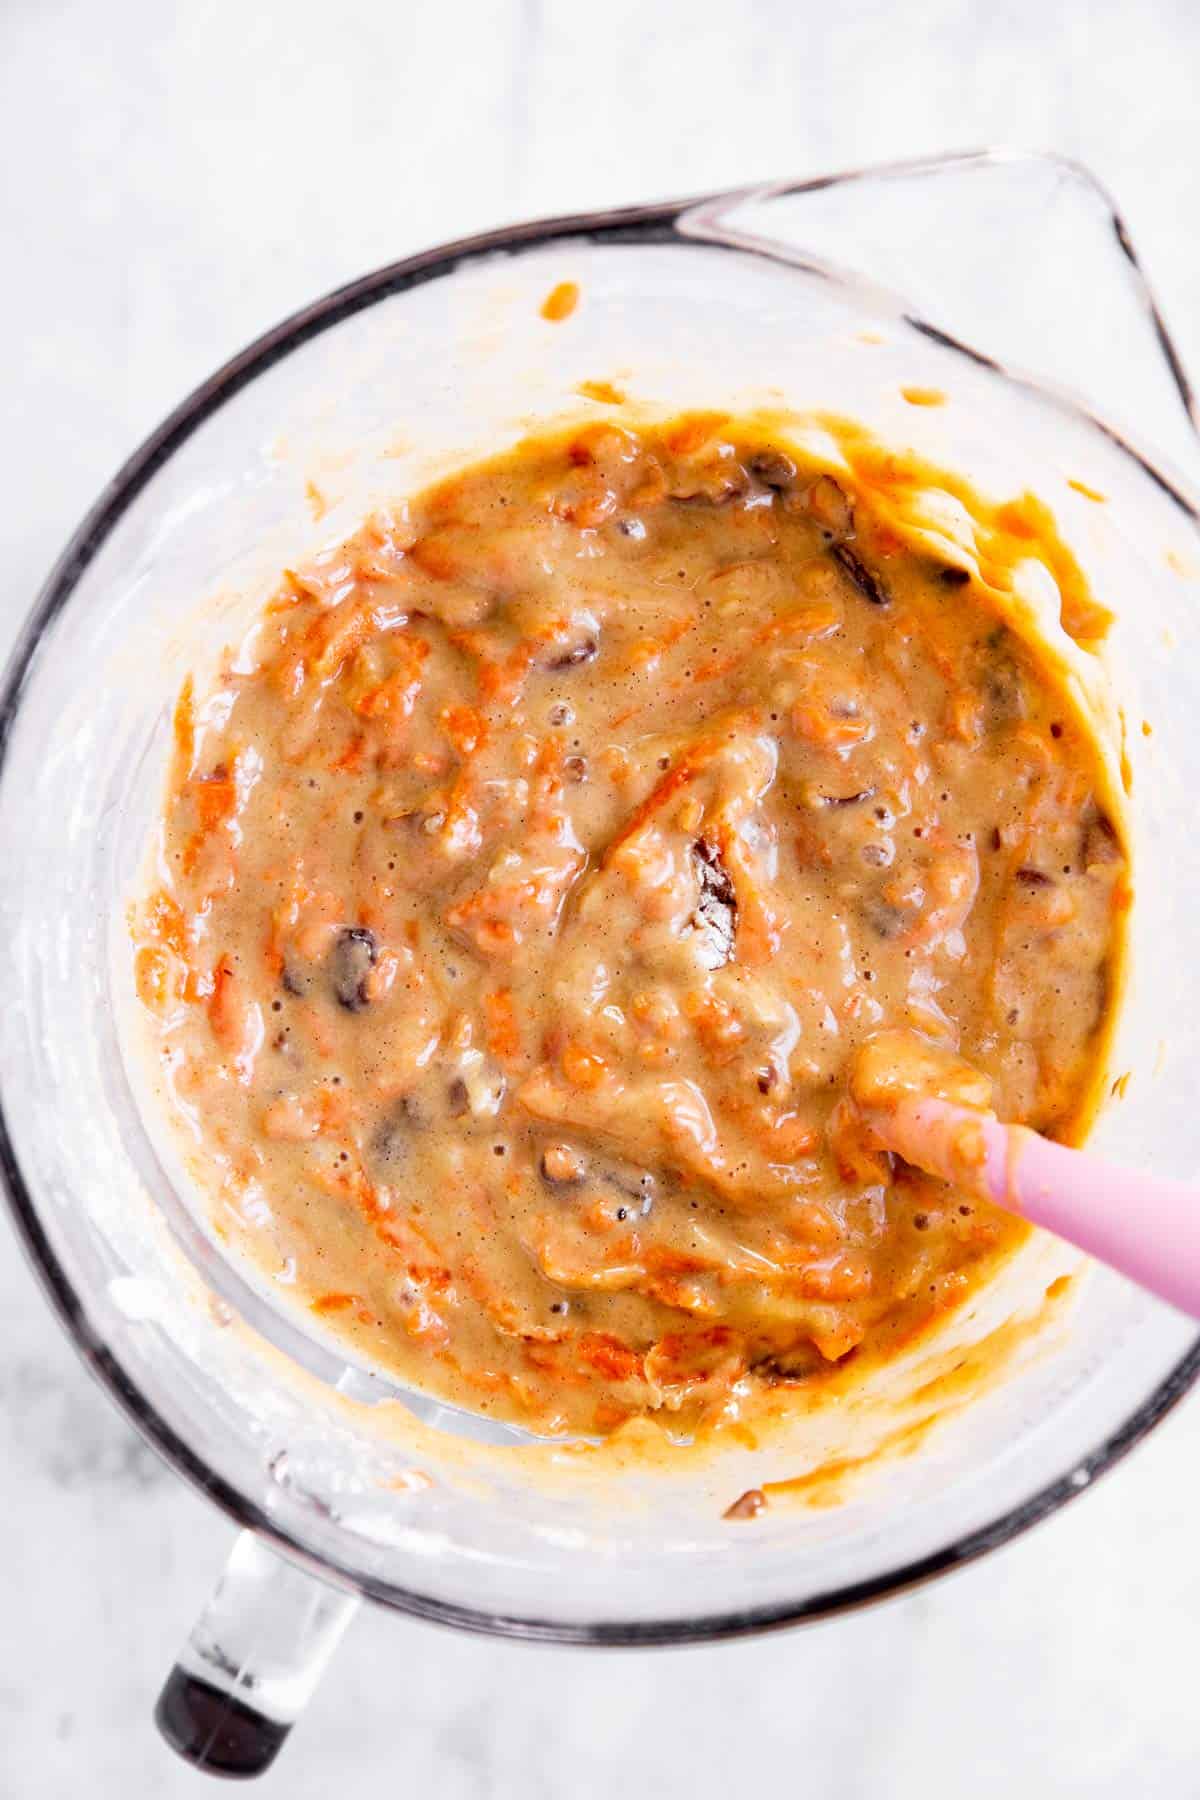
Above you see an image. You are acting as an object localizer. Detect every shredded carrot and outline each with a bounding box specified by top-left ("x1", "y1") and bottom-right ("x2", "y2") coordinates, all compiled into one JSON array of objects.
[
  {"x1": 172, "y1": 677, "x2": 195, "y2": 777},
  {"x1": 561, "y1": 1042, "x2": 609, "y2": 1090},
  {"x1": 483, "y1": 988, "x2": 522, "y2": 1065},
  {"x1": 578, "y1": 378, "x2": 624, "y2": 404},
  {"x1": 478, "y1": 642, "x2": 537, "y2": 706},
  {"x1": 540, "y1": 281, "x2": 580, "y2": 322},
  {"x1": 192, "y1": 772, "x2": 237, "y2": 834},
  {"x1": 578, "y1": 1332, "x2": 642, "y2": 1381},
  {"x1": 330, "y1": 734, "x2": 367, "y2": 773},
  {"x1": 440, "y1": 703, "x2": 488, "y2": 758}
]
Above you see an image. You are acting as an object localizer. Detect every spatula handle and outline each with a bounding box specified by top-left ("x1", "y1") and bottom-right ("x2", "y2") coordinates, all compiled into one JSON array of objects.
[{"x1": 890, "y1": 1098, "x2": 1200, "y2": 1320}]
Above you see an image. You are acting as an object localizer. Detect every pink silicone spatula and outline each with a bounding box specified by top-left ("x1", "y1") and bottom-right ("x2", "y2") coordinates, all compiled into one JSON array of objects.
[{"x1": 872, "y1": 1095, "x2": 1200, "y2": 1320}]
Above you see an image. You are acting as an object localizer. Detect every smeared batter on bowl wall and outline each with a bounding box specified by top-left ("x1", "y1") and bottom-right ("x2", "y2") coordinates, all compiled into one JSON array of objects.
[{"x1": 132, "y1": 413, "x2": 1128, "y2": 1438}]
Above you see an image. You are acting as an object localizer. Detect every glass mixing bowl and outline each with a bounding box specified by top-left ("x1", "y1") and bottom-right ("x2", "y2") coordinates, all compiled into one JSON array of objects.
[{"x1": 4, "y1": 151, "x2": 1200, "y2": 1779}]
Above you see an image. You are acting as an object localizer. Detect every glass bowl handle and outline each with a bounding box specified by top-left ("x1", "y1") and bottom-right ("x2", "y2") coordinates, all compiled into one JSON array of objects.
[{"x1": 154, "y1": 1532, "x2": 359, "y2": 1778}]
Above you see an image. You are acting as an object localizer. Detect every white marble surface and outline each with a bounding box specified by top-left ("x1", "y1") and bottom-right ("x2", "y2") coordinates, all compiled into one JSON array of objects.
[{"x1": 4, "y1": 1, "x2": 1200, "y2": 1792}]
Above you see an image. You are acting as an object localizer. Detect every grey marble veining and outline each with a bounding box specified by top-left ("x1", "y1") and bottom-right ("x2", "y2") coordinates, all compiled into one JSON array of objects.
[{"x1": 4, "y1": 1, "x2": 1200, "y2": 1793}]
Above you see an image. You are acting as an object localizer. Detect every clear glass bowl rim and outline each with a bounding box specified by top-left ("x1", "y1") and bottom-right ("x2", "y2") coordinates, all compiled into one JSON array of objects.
[{"x1": 4, "y1": 148, "x2": 1200, "y2": 1646}]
